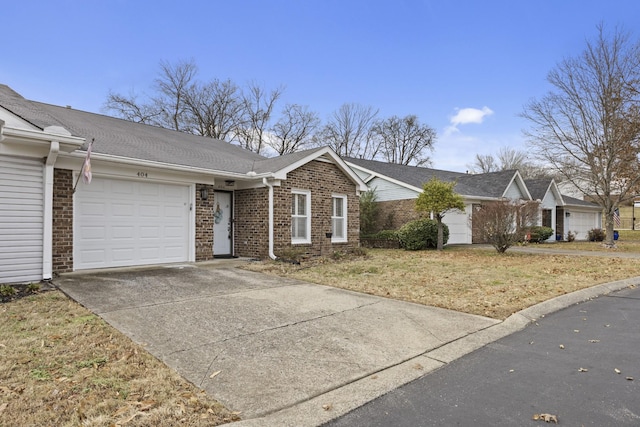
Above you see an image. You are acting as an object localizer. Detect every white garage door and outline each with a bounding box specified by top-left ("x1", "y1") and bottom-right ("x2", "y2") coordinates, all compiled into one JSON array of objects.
[
  {"x1": 0, "y1": 156, "x2": 44, "y2": 283},
  {"x1": 75, "y1": 177, "x2": 190, "y2": 270},
  {"x1": 443, "y1": 210, "x2": 471, "y2": 244},
  {"x1": 569, "y1": 211, "x2": 597, "y2": 239}
]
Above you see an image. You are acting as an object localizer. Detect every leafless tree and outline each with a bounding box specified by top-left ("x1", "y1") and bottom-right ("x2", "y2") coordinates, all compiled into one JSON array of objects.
[
  {"x1": 183, "y1": 79, "x2": 243, "y2": 140},
  {"x1": 234, "y1": 81, "x2": 284, "y2": 154},
  {"x1": 471, "y1": 199, "x2": 540, "y2": 253},
  {"x1": 370, "y1": 115, "x2": 436, "y2": 166},
  {"x1": 468, "y1": 147, "x2": 552, "y2": 179},
  {"x1": 103, "y1": 89, "x2": 161, "y2": 124},
  {"x1": 318, "y1": 103, "x2": 379, "y2": 158},
  {"x1": 469, "y1": 153, "x2": 499, "y2": 173},
  {"x1": 151, "y1": 59, "x2": 198, "y2": 132},
  {"x1": 522, "y1": 24, "x2": 640, "y2": 245},
  {"x1": 268, "y1": 104, "x2": 320, "y2": 155}
]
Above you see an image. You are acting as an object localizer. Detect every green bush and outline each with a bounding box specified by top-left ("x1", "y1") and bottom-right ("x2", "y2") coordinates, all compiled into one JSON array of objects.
[
  {"x1": 588, "y1": 228, "x2": 606, "y2": 242},
  {"x1": 528, "y1": 226, "x2": 555, "y2": 243},
  {"x1": 362, "y1": 230, "x2": 399, "y2": 241},
  {"x1": 397, "y1": 219, "x2": 449, "y2": 250}
]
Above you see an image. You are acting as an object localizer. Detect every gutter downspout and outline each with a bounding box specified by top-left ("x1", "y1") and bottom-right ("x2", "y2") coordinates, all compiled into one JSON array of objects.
[
  {"x1": 262, "y1": 177, "x2": 277, "y2": 260},
  {"x1": 42, "y1": 141, "x2": 60, "y2": 280}
]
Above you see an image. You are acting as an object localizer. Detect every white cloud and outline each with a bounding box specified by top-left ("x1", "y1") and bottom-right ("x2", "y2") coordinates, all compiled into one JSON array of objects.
[
  {"x1": 450, "y1": 106, "x2": 494, "y2": 126},
  {"x1": 445, "y1": 106, "x2": 494, "y2": 136}
]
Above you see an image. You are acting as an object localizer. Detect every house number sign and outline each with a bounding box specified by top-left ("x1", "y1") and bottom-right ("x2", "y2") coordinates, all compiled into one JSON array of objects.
[{"x1": 137, "y1": 172, "x2": 149, "y2": 178}]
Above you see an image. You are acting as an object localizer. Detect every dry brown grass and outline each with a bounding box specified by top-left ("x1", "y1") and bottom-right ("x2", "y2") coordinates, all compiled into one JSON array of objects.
[
  {"x1": 0, "y1": 291, "x2": 238, "y2": 427},
  {"x1": 244, "y1": 247, "x2": 640, "y2": 320}
]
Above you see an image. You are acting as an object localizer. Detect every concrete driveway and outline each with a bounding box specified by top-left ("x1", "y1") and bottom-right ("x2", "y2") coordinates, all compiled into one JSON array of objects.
[{"x1": 55, "y1": 260, "x2": 500, "y2": 425}]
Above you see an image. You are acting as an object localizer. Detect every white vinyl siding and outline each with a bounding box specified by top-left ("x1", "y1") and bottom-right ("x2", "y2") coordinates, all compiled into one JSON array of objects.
[
  {"x1": 331, "y1": 195, "x2": 347, "y2": 242},
  {"x1": 291, "y1": 190, "x2": 311, "y2": 244},
  {"x1": 0, "y1": 156, "x2": 44, "y2": 283},
  {"x1": 75, "y1": 177, "x2": 190, "y2": 270},
  {"x1": 367, "y1": 177, "x2": 420, "y2": 201},
  {"x1": 504, "y1": 181, "x2": 525, "y2": 200}
]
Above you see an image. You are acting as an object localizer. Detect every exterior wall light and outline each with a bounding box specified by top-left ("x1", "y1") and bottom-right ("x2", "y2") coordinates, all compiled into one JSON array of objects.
[{"x1": 200, "y1": 187, "x2": 209, "y2": 200}]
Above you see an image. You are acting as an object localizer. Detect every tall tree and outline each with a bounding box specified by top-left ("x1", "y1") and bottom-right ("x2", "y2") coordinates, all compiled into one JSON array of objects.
[
  {"x1": 235, "y1": 81, "x2": 284, "y2": 154},
  {"x1": 370, "y1": 115, "x2": 436, "y2": 166},
  {"x1": 522, "y1": 25, "x2": 640, "y2": 246},
  {"x1": 319, "y1": 103, "x2": 379, "y2": 158},
  {"x1": 183, "y1": 78, "x2": 243, "y2": 140},
  {"x1": 467, "y1": 147, "x2": 550, "y2": 178},
  {"x1": 415, "y1": 177, "x2": 465, "y2": 251},
  {"x1": 151, "y1": 59, "x2": 198, "y2": 132},
  {"x1": 269, "y1": 104, "x2": 320, "y2": 155}
]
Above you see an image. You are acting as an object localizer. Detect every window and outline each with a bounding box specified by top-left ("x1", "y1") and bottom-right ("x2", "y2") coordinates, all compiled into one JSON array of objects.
[
  {"x1": 292, "y1": 190, "x2": 311, "y2": 244},
  {"x1": 331, "y1": 195, "x2": 347, "y2": 242}
]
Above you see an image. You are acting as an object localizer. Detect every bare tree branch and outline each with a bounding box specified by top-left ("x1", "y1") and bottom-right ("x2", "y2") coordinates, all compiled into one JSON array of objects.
[
  {"x1": 269, "y1": 104, "x2": 320, "y2": 155},
  {"x1": 370, "y1": 115, "x2": 436, "y2": 166},
  {"x1": 522, "y1": 24, "x2": 640, "y2": 245}
]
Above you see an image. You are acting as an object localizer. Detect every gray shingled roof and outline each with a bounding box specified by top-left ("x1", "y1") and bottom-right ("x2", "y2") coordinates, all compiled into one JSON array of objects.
[
  {"x1": 524, "y1": 178, "x2": 553, "y2": 200},
  {"x1": 346, "y1": 157, "x2": 520, "y2": 198},
  {"x1": 562, "y1": 194, "x2": 602, "y2": 208},
  {"x1": 0, "y1": 84, "x2": 279, "y2": 175}
]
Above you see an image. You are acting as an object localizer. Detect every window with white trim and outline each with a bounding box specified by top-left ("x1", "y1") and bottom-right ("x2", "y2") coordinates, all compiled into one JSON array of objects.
[
  {"x1": 331, "y1": 195, "x2": 347, "y2": 242},
  {"x1": 291, "y1": 190, "x2": 311, "y2": 244}
]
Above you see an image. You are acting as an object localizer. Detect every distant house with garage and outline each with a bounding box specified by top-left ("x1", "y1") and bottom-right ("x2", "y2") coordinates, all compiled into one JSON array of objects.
[
  {"x1": 0, "y1": 84, "x2": 366, "y2": 284},
  {"x1": 345, "y1": 157, "x2": 532, "y2": 244},
  {"x1": 345, "y1": 157, "x2": 602, "y2": 244}
]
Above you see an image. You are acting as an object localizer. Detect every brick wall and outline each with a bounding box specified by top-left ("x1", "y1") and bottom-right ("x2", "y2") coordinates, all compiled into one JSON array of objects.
[
  {"x1": 234, "y1": 160, "x2": 360, "y2": 259},
  {"x1": 234, "y1": 187, "x2": 269, "y2": 258},
  {"x1": 52, "y1": 169, "x2": 73, "y2": 274},
  {"x1": 375, "y1": 198, "x2": 419, "y2": 231},
  {"x1": 195, "y1": 184, "x2": 214, "y2": 261}
]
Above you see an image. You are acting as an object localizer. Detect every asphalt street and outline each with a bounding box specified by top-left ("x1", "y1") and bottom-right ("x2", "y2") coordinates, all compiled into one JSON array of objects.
[{"x1": 324, "y1": 285, "x2": 640, "y2": 427}]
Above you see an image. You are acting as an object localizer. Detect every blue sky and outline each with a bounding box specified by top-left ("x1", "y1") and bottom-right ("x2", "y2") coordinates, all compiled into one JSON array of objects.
[{"x1": 3, "y1": 1, "x2": 639, "y2": 171}]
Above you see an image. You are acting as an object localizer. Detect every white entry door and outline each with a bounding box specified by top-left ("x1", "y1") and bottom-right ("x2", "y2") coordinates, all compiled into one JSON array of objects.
[{"x1": 213, "y1": 191, "x2": 233, "y2": 256}]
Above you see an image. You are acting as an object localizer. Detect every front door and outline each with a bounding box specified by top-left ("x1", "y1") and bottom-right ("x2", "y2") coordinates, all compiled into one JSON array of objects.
[{"x1": 213, "y1": 191, "x2": 233, "y2": 257}]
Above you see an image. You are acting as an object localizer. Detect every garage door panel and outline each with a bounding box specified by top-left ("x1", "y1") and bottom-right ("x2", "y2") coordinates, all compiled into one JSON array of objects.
[{"x1": 75, "y1": 177, "x2": 190, "y2": 270}]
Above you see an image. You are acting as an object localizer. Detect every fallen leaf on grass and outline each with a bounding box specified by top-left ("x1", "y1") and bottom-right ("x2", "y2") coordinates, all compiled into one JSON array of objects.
[
  {"x1": 533, "y1": 413, "x2": 558, "y2": 423},
  {"x1": 137, "y1": 400, "x2": 157, "y2": 411},
  {"x1": 0, "y1": 402, "x2": 8, "y2": 415}
]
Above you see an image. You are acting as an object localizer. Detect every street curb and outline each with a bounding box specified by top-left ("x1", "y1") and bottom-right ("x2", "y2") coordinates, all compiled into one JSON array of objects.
[{"x1": 231, "y1": 275, "x2": 640, "y2": 427}]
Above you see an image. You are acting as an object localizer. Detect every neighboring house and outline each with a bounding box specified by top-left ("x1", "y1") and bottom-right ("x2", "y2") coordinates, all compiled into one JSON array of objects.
[
  {"x1": 346, "y1": 158, "x2": 602, "y2": 244},
  {"x1": 345, "y1": 158, "x2": 531, "y2": 244},
  {"x1": 0, "y1": 84, "x2": 366, "y2": 284}
]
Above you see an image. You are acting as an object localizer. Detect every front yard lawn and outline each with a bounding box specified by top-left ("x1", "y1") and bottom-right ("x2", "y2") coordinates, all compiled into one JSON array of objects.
[{"x1": 245, "y1": 246, "x2": 640, "y2": 320}]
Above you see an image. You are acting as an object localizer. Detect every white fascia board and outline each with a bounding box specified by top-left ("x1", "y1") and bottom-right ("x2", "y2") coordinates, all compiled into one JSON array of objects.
[
  {"x1": 59, "y1": 151, "x2": 274, "y2": 183},
  {"x1": 502, "y1": 171, "x2": 532, "y2": 200},
  {"x1": 345, "y1": 161, "x2": 423, "y2": 194},
  {"x1": 1, "y1": 125, "x2": 85, "y2": 152},
  {"x1": 271, "y1": 147, "x2": 368, "y2": 192}
]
